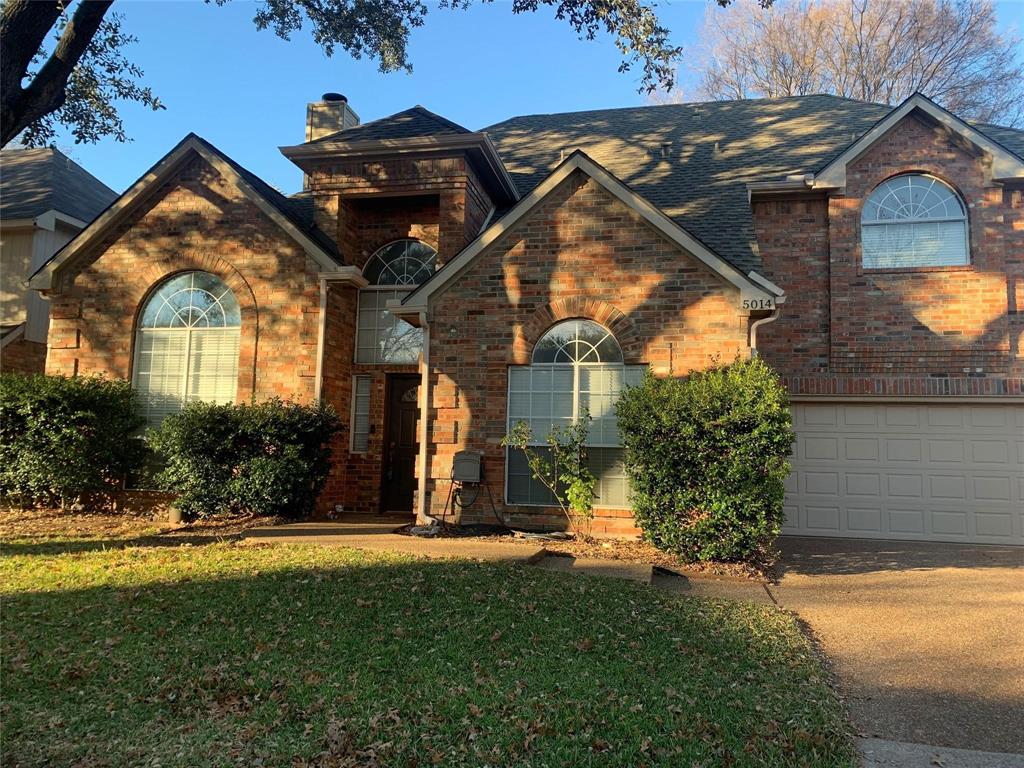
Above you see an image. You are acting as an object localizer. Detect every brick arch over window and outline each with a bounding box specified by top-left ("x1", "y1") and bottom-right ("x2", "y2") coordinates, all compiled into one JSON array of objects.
[
  {"x1": 513, "y1": 298, "x2": 642, "y2": 364},
  {"x1": 129, "y1": 252, "x2": 260, "y2": 402}
]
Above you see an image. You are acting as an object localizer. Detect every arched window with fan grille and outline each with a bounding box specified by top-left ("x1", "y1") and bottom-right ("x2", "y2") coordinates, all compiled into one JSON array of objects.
[
  {"x1": 861, "y1": 174, "x2": 969, "y2": 269},
  {"x1": 505, "y1": 319, "x2": 646, "y2": 509},
  {"x1": 132, "y1": 271, "x2": 240, "y2": 426},
  {"x1": 356, "y1": 239, "x2": 437, "y2": 364}
]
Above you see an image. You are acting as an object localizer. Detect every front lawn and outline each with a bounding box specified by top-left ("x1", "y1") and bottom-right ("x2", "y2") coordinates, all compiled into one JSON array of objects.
[{"x1": 1, "y1": 537, "x2": 855, "y2": 767}]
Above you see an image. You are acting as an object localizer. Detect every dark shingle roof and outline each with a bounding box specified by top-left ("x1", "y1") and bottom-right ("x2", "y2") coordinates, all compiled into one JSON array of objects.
[
  {"x1": 189, "y1": 135, "x2": 339, "y2": 261},
  {"x1": 312, "y1": 106, "x2": 471, "y2": 143},
  {"x1": 0, "y1": 147, "x2": 117, "y2": 223},
  {"x1": 483, "y1": 95, "x2": 1024, "y2": 274}
]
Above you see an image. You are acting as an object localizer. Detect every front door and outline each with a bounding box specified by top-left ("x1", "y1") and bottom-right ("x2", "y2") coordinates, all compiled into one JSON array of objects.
[{"x1": 382, "y1": 375, "x2": 419, "y2": 512}]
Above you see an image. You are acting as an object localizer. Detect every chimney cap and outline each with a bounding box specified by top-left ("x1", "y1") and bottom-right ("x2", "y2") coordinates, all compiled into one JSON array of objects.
[{"x1": 322, "y1": 92, "x2": 347, "y2": 103}]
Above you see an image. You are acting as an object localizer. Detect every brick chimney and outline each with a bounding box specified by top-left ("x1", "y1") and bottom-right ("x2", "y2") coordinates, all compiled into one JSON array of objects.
[{"x1": 305, "y1": 93, "x2": 359, "y2": 142}]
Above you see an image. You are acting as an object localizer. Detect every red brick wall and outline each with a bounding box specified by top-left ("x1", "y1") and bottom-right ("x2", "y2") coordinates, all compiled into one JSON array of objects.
[
  {"x1": 0, "y1": 338, "x2": 46, "y2": 374},
  {"x1": 306, "y1": 153, "x2": 493, "y2": 263},
  {"x1": 45, "y1": 154, "x2": 321, "y2": 403},
  {"x1": 424, "y1": 169, "x2": 751, "y2": 533},
  {"x1": 309, "y1": 158, "x2": 489, "y2": 516},
  {"x1": 757, "y1": 114, "x2": 1024, "y2": 396}
]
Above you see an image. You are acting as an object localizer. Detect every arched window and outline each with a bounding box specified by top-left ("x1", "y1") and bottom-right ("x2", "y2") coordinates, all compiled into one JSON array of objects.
[
  {"x1": 133, "y1": 271, "x2": 241, "y2": 426},
  {"x1": 862, "y1": 174, "x2": 969, "y2": 269},
  {"x1": 357, "y1": 239, "x2": 437, "y2": 364},
  {"x1": 506, "y1": 320, "x2": 644, "y2": 508}
]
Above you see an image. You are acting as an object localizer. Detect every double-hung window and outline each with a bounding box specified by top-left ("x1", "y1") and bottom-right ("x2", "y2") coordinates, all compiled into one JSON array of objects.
[
  {"x1": 132, "y1": 271, "x2": 241, "y2": 427},
  {"x1": 861, "y1": 174, "x2": 969, "y2": 269},
  {"x1": 506, "y1": 319, "x2": 645, "y2": 508}
]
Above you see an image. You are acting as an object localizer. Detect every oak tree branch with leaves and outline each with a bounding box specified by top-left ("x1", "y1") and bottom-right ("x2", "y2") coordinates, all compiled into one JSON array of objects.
[{"x1": 0, "y1": 0, "x2": 684, "y2": 148}]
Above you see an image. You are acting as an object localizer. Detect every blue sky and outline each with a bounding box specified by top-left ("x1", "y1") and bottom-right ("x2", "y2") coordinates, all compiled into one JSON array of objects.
[{"x1": 51, "y1": 0, "x2": 1024, "y2": 195}]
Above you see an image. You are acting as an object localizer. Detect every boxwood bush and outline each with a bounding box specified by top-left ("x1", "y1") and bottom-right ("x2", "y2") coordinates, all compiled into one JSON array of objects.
[
  {"x1": 148, "y1": 398, "x2": 341, "y2": 520},
  {"x1": 0, "y1": 373, "x2": 145, "y2": 508},
  {"x1": 615, "y1": 357, "x2": 795, "y2": 563}
]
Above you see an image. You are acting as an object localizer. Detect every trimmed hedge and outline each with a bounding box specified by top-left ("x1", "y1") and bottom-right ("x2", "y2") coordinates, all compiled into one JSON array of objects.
[
  {"x1": 615, "y1": 357, "x2": 795, "y2": 563},
  {"x1": 148, "y1": 398, "x2": 341, "y2": 520},
  {"x1": 0, "y1": 373, "x2": 145, "y2": 507}
]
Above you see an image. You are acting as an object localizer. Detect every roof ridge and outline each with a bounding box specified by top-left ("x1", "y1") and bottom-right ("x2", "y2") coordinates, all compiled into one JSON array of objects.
[{"x1": 483, "y1": 93, "x2": 891, "y2": 127}]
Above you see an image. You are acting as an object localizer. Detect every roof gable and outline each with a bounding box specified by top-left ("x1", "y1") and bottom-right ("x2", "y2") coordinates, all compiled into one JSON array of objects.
[
  {"x1": 813, "y1": 93, "x2": 1024, "y2": 188},
  {"x1": 30, "y1": 134, "x2": 340, "y2": 291},
  {"x1": 483, "y1": 94, "x2": 1024, "y2": 274},
  {"x1": 398, "y1": 150, "x2": 783, "y2": 318}
]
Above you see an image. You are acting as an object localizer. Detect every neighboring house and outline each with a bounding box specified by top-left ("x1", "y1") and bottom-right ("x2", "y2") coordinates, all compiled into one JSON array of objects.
[
  {"x1": 29, "y1": 92, "x2": 1024, "y2": 544},
  {"x1": 1, "y1": 148, "x2": 117, "y2": 373}
]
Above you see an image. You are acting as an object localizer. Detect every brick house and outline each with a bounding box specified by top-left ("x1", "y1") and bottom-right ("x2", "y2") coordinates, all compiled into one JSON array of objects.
[{"x1": 29, "y1": 92, "x2": 1024, "y2": 544}]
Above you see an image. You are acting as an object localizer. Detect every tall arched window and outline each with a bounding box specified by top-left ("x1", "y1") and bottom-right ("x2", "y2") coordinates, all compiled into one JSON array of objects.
[
  {"x1": 862, "y1": 174, "x2": 969, "y2": 269},
  {"x1": 357, "y1": 239, "x2": 437, "y2": 364},
  {"x1": 133, "y1": 271, "x2": 241, "y2": 426},
  {"x1": 506, "y1": 319, "x2": 645, "y2": 508}
]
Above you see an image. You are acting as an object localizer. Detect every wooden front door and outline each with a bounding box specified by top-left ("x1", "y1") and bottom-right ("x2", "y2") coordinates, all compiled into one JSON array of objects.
[{"x1": 382, "y1": 375, "x2": 419, "y2": 512}]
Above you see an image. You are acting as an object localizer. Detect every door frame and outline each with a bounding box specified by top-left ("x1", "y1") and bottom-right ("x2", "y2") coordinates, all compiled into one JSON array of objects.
[{"x1": 380, "y1": 373, "x2": 420, "y2": 515}]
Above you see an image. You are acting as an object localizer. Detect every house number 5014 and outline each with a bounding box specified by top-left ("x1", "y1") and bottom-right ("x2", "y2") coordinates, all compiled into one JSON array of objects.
[{"x1": 742, "y1": 298, "x2": 775, "y2": 310}]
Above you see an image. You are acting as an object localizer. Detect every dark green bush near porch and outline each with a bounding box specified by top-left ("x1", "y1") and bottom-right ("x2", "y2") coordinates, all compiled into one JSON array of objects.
[
  {"x1": 0, "y1": 373, "x2": 145, "y2": 507},
  {"x1": 615, "y1": 357, "x2": 795, "y2": 563},
  {"x1": 148, "y1": 398, "x2": 341, "y2": 520}
]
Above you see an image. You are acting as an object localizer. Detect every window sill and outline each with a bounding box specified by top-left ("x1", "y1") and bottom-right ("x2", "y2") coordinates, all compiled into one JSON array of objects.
[{"x1": 860, "y1": 264, "x2": 974, "y2": 276}]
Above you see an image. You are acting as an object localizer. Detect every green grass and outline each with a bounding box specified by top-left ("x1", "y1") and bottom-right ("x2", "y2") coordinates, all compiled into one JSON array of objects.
[{"x1": 1, "y1": 540, "x2": 856, "y2": 767}]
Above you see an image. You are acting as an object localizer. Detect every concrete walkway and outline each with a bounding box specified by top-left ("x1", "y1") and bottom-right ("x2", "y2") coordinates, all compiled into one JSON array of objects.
[
  {"x1": 771, "y1": 537, "x2": 1024, "y2": 756},
  {"x1": 242, "y1": 521, "x2": 770, "y2": 602},
  {"x1": 242, "y1": 521, "x2": 548, "y2": 562}
]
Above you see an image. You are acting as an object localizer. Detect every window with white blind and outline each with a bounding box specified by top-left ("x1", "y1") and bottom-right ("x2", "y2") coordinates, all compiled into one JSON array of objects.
[
  {"x1": 357, "y1": 240, "x2": 437, "y2": 364},
  {"x1": 351, "y1": 375, "x2": 372, "y2": 453},
  {"x1": 132, "y1": 271, "x2": 240, "y2": 427},
  {"x1": 506, "y1": 319, "x2": 645, "y2": 509},
  {"x1": 862, "y1": 174, "x2": 969, "y2": 269}
]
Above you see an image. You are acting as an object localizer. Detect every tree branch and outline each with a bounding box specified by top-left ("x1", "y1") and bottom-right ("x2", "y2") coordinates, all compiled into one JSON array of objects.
[{"x1": 2, "y1": 0, "x2": 114, "y2": 145}]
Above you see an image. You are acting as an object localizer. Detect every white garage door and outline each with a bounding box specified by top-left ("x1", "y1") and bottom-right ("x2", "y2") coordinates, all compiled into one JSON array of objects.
[{"x1": 785, "y1": 403, "x2": 1024, "y2": 545}]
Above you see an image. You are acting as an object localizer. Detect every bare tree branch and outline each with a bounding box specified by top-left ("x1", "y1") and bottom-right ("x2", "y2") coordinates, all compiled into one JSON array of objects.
[{"x1": 671, "y1": 0, "x2": 1024, "y2": 127}]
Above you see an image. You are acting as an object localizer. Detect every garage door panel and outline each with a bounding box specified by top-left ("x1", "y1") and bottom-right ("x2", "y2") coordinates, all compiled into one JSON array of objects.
[
  {"x1": 785, "y1": 403, "x2": 1024, "y2": 545},
  {"x1": 886, "y1": 439, "x2": 922, "y2": 462},
  {"x1": 974, "y1": 476, "x2": 1011, "y2": 501},
  {"x1": 845, "y1": 438, "x2": 879, "y2": 461},
  {"x1": 847, "y1": 507, "x2": 882, "y2": 532},
  {"x1": 802, "y1": 436, "x2": 838, "y2": 460},
  {"x1": 806, "y1": 506, "x2": 841, "y2": 531},
  {"x1": 971, "y1": 440, "x2": 1010, "y2": 464},
  {"x1": 929, "y1": 475, "x2": 966, "y2": 499},
  {"x1": 847, "y1": 473, "x2": 881, "y2": 496}
]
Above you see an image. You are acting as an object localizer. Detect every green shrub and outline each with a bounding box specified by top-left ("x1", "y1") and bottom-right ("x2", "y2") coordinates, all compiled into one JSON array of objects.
[
  {"x1": 615, "y1": 357, "x2": 795, "y2": 563},
  {"x1": 148, "y1": 398, "x2": 341, "y2": 520},
  {"x1": 0, "y1": 373, "x2": 145, "y2": 507}
]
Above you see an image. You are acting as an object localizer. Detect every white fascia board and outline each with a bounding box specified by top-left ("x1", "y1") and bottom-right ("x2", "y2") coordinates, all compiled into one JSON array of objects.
[
  {"x1": 813, "y1": 93, "x2": 1024, "y2": 189},
  {"x1": 401, "y1": 152, "x2": 781, "y2": 315},
  {"x1": 318, "y1": 266, "x2": 368, "y2": 288},
  {"x1": 30, "y1": 136, "x2": 338, "y2": 291},
  {"x1": 34, "y1": 210, "x2": 87, "y2": 232}
]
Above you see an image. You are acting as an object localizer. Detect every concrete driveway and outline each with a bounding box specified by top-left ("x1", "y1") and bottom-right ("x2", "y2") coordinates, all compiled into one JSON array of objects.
[{"x1": 769, "y1": 537, "x2": 1024, "y2": 756}]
